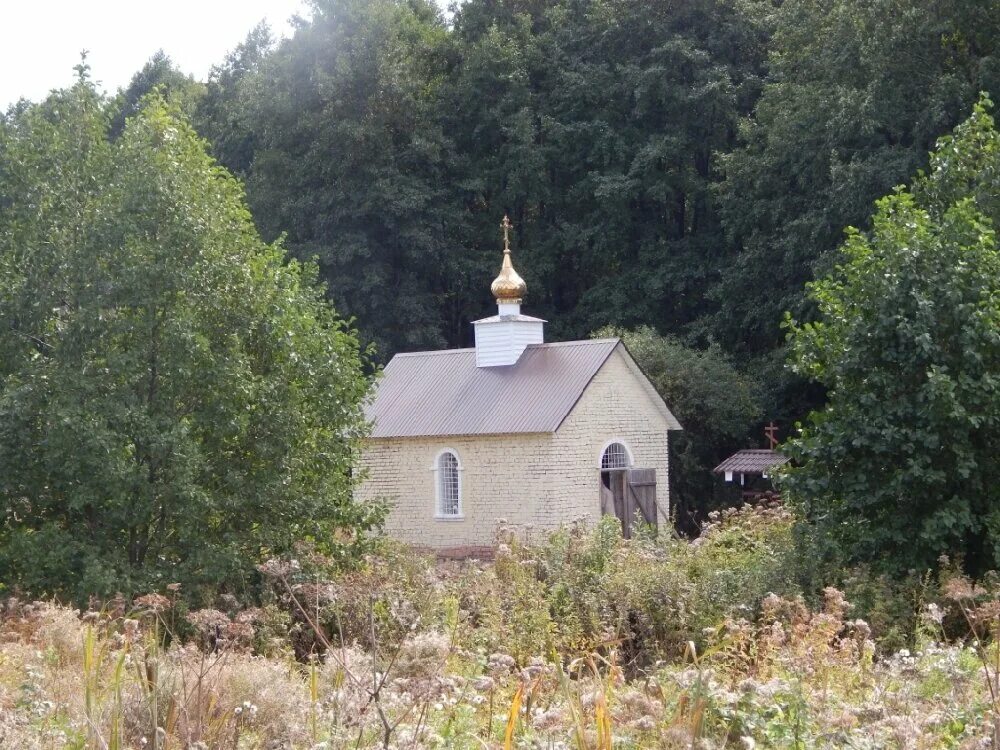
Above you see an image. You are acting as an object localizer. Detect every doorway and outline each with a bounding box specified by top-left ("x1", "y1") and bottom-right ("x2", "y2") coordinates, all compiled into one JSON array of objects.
[
  {"x1": 599, "y1": 442, "x2": 659, "y2": 538},
  {"x1": 600, "y1": 442, "x2": 631, "y2": 537}
]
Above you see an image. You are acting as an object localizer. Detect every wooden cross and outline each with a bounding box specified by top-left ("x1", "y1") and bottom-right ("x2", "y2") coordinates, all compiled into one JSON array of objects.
[
  {"x1": 764, "y1": 421, "x2": 779, "y2": 449},
  {"x1": 501, "y1": 215, "x2": 513, "y2": 253}
]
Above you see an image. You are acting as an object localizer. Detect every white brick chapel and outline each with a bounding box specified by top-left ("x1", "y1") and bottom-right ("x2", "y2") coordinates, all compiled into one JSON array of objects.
[{"x1": 356, "y1": 217, "x2": 682, "y2": 555}]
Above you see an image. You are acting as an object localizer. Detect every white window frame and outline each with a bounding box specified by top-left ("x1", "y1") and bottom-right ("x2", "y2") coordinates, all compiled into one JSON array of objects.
[
  {"x1": 598, "y1": 439, "x2": 634, "y2": 470},
  {"x1": 431, "y1": 448, "x2": 464, "y2": 520}
]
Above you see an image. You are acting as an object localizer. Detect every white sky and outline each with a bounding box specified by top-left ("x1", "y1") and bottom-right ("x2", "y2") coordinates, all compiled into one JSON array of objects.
[{"x1": 0, "y1": 0, "x2": 452, "y2": 110}]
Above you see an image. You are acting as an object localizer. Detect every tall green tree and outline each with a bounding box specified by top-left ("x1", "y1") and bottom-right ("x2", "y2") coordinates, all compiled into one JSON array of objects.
[
  {"x1": 195, "y1": 23, "x2": 274, "y2": 175},
  {"x1": 108, "y1": 51, "x2": 205, "y2": 140},
  {"x1": 198, "y1": 0, "x2": 770, "y2": 358},
  {"x1": 0, "y1": 72, "x2": 378, "y2": 602},
  {"x1": 199, "y1": 0, "x2": 462, "y2": 358},
  {"x1": 783, "y1": 98, "x2": 1000, "y2": 575}
]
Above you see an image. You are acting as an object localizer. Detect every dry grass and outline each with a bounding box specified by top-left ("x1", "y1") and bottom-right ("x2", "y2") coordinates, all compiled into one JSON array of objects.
[
  {"x1": 1, "y1": 513, "x2": 998, "y2": 748},
  {"x1": 1, "y1": 590, "x2": 995, "y2": 748}
]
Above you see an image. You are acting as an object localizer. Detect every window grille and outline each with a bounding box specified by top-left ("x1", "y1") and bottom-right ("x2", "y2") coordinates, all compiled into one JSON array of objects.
[
  {"x1": 601, "y1": 442, "x2": 629, "y2": 470},
  {"x1": 437, "y1": 451, "x2": 461, "y2": 516}
]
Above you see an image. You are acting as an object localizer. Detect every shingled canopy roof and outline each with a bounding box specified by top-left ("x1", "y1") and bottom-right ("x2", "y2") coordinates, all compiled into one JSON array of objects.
[
  {"x1": 366, "y1": 338, "x2": 681, "y2": 438},
  {"x1": 713, "y1": 449, "x2": 790, "y2": 475}
]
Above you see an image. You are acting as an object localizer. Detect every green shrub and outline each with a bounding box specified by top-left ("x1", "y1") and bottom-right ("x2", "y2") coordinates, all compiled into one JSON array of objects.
[
  {"x1": 473, "y1": 502, "x2": 802, "y2": 663},
  {"x1": 604, "y1": 502, "x2": 801, "y2": 659}
]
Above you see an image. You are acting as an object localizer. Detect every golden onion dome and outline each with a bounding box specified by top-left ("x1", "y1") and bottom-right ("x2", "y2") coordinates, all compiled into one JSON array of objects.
[{"x1": 491, "y1": 215, "x2": 527, "y2": 304}]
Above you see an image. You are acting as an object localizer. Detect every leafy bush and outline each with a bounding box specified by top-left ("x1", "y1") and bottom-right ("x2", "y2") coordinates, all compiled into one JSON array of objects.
[
  {"x1": 602, "y1": 502, "x2": 801, "y2": 660},
  {"x1": 257, "y1": 539, "x2": 439, "y2": 658},
  {"x1": 783, "y1": 96, "x2": 1000, "y2": 576},
  {"x1": 0, "y1": 74, "x2": 380, "y2": 604},
  {"x1": 473, "y1": 502, "x2": 802, "y2": 663},
  {"x1": 7, "y1": 515, "x2": 1000, "y2": 748}
]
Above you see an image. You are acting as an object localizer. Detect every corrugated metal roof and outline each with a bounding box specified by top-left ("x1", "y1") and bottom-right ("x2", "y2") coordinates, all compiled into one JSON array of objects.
[
  {"x1": 367, "y1": 339, "x2": 621, "y2": 438},
  {"x1": 713, "y1": 449, "x2": 790, "y2": 474}
]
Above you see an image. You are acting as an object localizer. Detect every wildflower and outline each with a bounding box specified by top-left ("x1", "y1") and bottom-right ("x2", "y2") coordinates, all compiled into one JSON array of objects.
[
  {"x1": 472, "y1": 676, "x2": 495, "y2": 691},
  {"x1": 521, "y1": 665, "x2": 543, "y2": 680},
  {"x1": 187, "y1": 608, "x2": 230, "y2": 631},
  {"x1": 633, "y1": 716, "x2": 656, "y2": 731},
  {"x1": 488, "y1": 653, "x2": 517, "y2": 672},
  {"x1": 942, "y1": 575, "x2": 977, "y2": 601},
  {"x1": 533, "y1": 707, "x2": 565, "y2": 731},
  {"x1": 134, "y1": 593, "x2": 171, "y2": 614}
]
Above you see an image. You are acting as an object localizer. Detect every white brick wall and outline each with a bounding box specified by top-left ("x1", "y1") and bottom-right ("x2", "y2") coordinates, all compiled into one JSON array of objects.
[
  {"x1": 356, "y1": 344, "x2": 673, "y2": 550},
  {"x1": 548, "y1": 347, "x2": 671, "y2": 528}
]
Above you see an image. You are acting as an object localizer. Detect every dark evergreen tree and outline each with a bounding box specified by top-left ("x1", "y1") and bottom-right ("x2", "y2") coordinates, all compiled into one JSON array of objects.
[
  {"x1": 444, "y1": 0, "x2": 770, "y2": 343},
  {"x1": 197, "y1": 0, "x2": 770, "y2": 359}
]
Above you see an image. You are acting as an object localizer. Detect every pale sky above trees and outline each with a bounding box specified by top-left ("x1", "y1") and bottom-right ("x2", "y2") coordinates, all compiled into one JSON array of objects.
[{"x1": 0, "y1": 0, "x2": 453, "y2": 109}]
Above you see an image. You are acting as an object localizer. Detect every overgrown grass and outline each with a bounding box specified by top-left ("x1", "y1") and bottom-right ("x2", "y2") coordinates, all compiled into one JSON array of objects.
[{"x1": 1, "y1": 504, "x2": 998, "y2": 748}]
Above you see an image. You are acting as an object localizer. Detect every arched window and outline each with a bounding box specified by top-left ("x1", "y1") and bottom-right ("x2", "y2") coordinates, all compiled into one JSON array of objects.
[
  {"x1": 435, "y1": 449, "x2": 462, "y2": 518},
  {"x1": 601, "y1": 442, "x2": 630, "y2": 470}
]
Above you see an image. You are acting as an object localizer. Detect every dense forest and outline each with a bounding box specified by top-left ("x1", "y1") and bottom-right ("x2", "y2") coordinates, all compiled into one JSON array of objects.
[
  {"x1": 3, "y1": 0, "x2": 999, "y2": 543},
  {"x1": 109, "y1": 0, "x2": 999, "y2": 421},
  {"x1": 59, "y1": 0, "x2": 996, "y2": 531}
]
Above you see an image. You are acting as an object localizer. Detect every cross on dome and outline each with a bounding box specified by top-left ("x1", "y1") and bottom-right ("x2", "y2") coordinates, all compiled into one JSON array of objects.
[{"x1": 490, "y1": 214, "x2": 527, "y2": 304}]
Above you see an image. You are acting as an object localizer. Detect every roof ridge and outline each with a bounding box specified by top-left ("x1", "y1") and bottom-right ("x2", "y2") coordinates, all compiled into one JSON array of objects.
[
  {"x1": 392, "y1": 348, "x2": 476, "y2": 358},
  {"x1": 524, "y1": 338, "x2": 619, "y2": 349},
  {"x1": 392, "y1": 338, "x2": 619, "y2": 359}
]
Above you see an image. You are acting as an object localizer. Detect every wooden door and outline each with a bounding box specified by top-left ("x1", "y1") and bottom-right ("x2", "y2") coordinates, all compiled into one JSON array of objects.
[
  {"x1": 626, "y1": 469, "x2": 658, "y2": 534},
  {"x1": 602, "y1": 469, "x2": 659, "y2": 537}
]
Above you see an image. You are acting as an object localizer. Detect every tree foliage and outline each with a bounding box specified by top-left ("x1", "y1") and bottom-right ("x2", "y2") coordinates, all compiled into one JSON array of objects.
[
  {"x1": 108, "y1": 50, "x2": 205, "y2": 140},
  {"x1": 716, "y1": 0, "x2": 1000, "y2": 415},
  {"x1": 442, "y1": 0, "x2": 769, "y2": 342},
  {"x1": 200, "y1": 0, "x2": 461, "y2": 357},
  {"x1": 197, "y1": 0, "x2": 769, "y2": 357},
  {"x1": 5, "y1": 0, "x2": 999, "y2": 557},
  {"x1": 195, "y1": 0, "x2": 999, "y2": 410},
  {"x1": 0, "y1": 72, "x2": 379, "y2": 602},
  {"x1": 782, "y1": 98, "x2": 1000, "y2": 575}
]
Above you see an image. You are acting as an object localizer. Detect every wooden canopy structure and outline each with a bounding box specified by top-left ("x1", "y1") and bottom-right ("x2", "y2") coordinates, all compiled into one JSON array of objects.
[
  {"x1": 713, "y1": 449, "x2": 789, "y2": 481},
  {"x1": 713, "y1": 448, "x2": 789, "y2": 501},
  {"x1": 713, "y1": 423, "x2": 789, "y2": 501}
]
